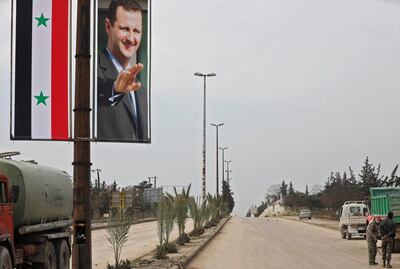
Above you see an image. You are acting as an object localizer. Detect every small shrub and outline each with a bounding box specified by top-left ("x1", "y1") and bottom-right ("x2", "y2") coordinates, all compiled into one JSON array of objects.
[
  {"x1": 153, "y1": 245, "x2": 167, "y2": 259},
  {"x1": 105, "y1": 259, "x2": 131, "y2": 269},
  {"x1": 183, "y1": 233, "x2": 190, "y2": 243},
  {"x1": 189, "y1": 228, "x2": 204, "y2": 237},
  {"x1": 163, "y1": 242, "x2": 178, "y2": 253},
  {"x1": 177, "y1": 233, "x2": 190, "y2": 245}
]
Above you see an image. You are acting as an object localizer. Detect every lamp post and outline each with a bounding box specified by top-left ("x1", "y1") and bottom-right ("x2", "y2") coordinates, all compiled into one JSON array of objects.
[
  {"x1": 225, "y1": 160, "x2": 232, "y2": 187},
  {"x1": 219, "y1": 147, "x2": 228, "y2": 184},
  {"x1": 211, "y1": 123, "x2": 224, "y2": 196},
  {"x1": 194, "y1": 72, "x2": 216, "y2": 200}
]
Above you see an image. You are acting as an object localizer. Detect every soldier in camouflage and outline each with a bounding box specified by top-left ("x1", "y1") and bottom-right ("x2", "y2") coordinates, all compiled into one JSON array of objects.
[
  {"x1": 379, "y1": 212, "x2": 397, "y2": 268},
  {"x1": 366, "y1": 215, "x2": 381, "y2": 266}
]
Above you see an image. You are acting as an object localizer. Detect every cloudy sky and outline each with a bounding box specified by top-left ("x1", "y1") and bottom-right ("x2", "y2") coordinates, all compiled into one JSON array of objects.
[{"x1": 0, "y1": 0, "x2": 400, "y2": 215}]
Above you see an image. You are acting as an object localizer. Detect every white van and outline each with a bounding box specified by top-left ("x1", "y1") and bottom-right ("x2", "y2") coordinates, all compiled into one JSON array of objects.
[{"x1": 339, "y1": 201, "x2": 369, "y2": 240}]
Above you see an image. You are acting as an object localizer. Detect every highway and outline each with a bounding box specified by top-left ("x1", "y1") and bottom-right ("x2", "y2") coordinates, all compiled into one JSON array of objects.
[{"x1": 187, "y1": 217, "x2": 400, "y2": 269}]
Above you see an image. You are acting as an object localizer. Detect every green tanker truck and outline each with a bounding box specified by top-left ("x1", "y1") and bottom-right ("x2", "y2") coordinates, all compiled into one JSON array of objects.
[
  {"x1": 370, "y1": 187, "x2": 400, "y2": 252},
  {"x1": 0, "y1": 157, "x2": 72, "y2": 269}
]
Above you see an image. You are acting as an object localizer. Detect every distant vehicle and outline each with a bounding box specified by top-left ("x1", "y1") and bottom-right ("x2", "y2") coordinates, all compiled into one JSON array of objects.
[
  {"x1": 339, "y1": 201, "x2": 368, "y2": 240},
  {"x1": 299, "y1": 209, "x2": 312, "y2": 220},
  {"x1": 370, "y1": 187, "x2": 400, "y2": 252}
]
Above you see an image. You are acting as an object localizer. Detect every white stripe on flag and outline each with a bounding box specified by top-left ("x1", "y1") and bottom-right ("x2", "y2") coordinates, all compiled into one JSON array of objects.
[{"x1": 31, "y1": 0, "x2": 52, "y2": 139}]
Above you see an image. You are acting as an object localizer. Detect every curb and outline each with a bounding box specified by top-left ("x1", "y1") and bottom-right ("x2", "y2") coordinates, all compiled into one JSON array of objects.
[
  {"x1": 91, "y1": 218, "x2": 157, "y2": 230},
  {"x1": 176, "y1": 216, "x2": 232, "y2": 268}
]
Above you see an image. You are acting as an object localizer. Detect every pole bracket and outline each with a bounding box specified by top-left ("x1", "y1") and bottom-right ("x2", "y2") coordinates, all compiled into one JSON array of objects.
[
  {"x1": 72, "y1": 161, "x2": 92, "y2": 166},
  {"x1": 75, "y1": 53, "x2": 91, "y2": 59},
  {"x1": 73, "y1": 107, "x2": 92, "y2": 112}
]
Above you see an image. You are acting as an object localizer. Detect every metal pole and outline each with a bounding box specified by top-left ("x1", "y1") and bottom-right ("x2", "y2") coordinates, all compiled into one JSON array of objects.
[
  {"x1": 154, "y1": 176, "x2": 158, "y2": 188},
  {"x1": 219, "y1": 147, "x2": 228, "y2": 184},
  {"x1": 72, "y1": 0, "x2": 91, "y2": 268},
  {"x1": 96, "y1": 170, "x2": 100, "y2": 189},
  {"x1": 216, "y1": 126, "x2": 218, "y2": 196},
  {"x1": 225, "y1": 160, "x2": 232, "y2": 188},
  {"x1": 202, "y1": 76, "x2": 206, "y2": 201},
  {"x1": 221, "y1": 149, "x2": 225, "y2": 183},
  {"x1": 212, "y1": 124, "x2": 224, "y2": 196},
  {"x1": 194, "y1": 72, "x2": 215, "y2": 201}
]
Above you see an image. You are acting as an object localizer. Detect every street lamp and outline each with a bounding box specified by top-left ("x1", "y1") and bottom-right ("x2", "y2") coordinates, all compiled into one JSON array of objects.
[
  {"x1": 194, "y1": 72, "x2": 216, "y2": 200},
  {"x1": 225, "y1": 160, "x2": 232, "y2": 187},
  {"x1": 211, "y1": 123, "x2": 224, "y2": 196},
  {"x1": 219, "y1": 146, "x2": 228, "y2": 186}
]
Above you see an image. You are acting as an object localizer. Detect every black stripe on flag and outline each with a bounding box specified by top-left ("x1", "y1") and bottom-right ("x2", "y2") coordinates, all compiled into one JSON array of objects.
[{"x1": 14, "y1": 0, "x2": 32, "y2": 139}]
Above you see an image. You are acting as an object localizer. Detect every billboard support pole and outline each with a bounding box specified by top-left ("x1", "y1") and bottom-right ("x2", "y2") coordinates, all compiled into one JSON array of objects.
[{"x1": 72, "y1": 0, "x2": 91, "y2": 268}]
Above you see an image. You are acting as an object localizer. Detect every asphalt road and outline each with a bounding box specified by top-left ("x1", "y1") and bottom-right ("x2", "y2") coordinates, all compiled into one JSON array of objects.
[
  {"x1": 187, "y1": 217, "x2": 400, "y2": 269},
  {"x1": 92, "y1": 220, "x2": 193, "y2": 269}
]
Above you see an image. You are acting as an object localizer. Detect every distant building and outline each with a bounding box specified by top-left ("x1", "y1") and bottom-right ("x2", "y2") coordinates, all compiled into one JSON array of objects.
[{"x1": 259, "y1": 194, "x2": 285, "y2": 217}]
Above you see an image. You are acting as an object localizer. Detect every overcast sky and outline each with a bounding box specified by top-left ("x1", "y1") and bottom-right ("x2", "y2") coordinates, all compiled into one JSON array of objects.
[{"x1": 1, "y1": 0, "x2": 400, "y2": 215}]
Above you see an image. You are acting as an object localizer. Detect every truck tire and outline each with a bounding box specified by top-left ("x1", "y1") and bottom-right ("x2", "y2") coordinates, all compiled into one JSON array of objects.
[
  {"x1": 340, "y1": 227, "x2": 346, "y2": 239},
  {"x1": 34, "y1": 242, "x2": 56, "y2": 269},
  {"x1": 0, "y1": 246, "x2": 12, "y2": 269},
  {"x1": 347, "y1": 233, "x2": 352, "y2": 240},
  {"x1": 55, "y1": 240, "x2": 70, "y2": 269}
]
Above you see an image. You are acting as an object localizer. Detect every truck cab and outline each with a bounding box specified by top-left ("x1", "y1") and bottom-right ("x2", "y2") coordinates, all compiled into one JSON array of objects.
[
  {"x1": 339, "y1": 201, "x2": 369, "y2": 240},
  {"x1": 0, "y1": 174, "x2": 14, "y2": 269}
]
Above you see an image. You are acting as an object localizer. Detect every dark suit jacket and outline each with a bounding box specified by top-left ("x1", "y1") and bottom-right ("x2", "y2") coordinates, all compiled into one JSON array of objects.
[{"x1": 97, "y1": 50, "x2": 148, "y2": 141}]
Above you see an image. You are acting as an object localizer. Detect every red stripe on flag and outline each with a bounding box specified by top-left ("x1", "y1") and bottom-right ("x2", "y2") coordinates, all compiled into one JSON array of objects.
[{"x1": 51, "y1": 0, "x2": 69, "y2": 140}]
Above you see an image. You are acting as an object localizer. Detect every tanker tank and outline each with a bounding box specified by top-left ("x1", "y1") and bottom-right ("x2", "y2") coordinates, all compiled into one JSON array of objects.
[{"x1": 0, "y1": 158, "x2": 72, "y2": 229}]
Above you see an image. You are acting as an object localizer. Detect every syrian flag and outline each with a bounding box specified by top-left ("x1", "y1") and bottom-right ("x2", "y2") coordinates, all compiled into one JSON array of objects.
[{"x1": 13, "y1": 0, "x2": 69, "y2": 140}]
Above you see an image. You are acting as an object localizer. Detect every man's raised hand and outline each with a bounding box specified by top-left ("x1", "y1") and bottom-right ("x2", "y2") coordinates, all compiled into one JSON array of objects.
[{"x1": 114, "y1": 63, "x2": 144, "y2": 93}]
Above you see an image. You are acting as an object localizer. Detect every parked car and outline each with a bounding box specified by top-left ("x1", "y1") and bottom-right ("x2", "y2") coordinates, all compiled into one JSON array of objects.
[{"x1": 299, "y1": 209, "x2": 312, "y2": 220}]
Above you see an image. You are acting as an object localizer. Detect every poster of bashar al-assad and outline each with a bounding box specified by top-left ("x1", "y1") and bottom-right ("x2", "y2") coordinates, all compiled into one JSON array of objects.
[{"x1": 95, "y1": 0, "x2": 151, "y2": 143}]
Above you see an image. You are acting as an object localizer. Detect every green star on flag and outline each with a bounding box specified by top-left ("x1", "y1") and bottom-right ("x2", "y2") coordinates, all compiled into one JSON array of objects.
[
  {"x1": 34, "y1": 91, "x2": 49, "y2": 106},
  {"x1": 35, "y1": 13, "x2": 50, "y2": 27}
]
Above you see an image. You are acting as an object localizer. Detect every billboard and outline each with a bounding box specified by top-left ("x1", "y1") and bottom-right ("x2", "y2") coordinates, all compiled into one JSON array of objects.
[
  {"x1": 95, "y1": 0, "x2": 151, "y2": 143},
  {"x1": 11, "y1": 0, "x2": 71, "y2": 141}
]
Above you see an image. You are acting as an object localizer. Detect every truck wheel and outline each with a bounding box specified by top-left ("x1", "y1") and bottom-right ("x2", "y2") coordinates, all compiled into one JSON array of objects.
[
  {"x1": 347, "y1": 233, "x2": 352, "y2": 240},
  {"x1": 340, "y1": 227, "x2": 346, "y2": 239},
  {"x1": 0, "y1": 246, "x2": 12, "y2": 269},
  {"x1": 55, "y1": 240, "x2": 70, "y2": 269},
  {"x1": 34, "y1": 242, "x2": 56, "y2": 269}
]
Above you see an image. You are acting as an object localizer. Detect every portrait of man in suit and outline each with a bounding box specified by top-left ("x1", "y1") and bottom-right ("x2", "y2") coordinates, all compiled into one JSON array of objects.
[{"x1": 97, "y1": 0, "x2": 149, "y2": 142}]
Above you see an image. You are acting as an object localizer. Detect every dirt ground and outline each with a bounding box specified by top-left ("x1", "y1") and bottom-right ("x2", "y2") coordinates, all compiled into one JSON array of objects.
[{"x1": 92, "y1": 220, "x2": 193, "y2": 269}]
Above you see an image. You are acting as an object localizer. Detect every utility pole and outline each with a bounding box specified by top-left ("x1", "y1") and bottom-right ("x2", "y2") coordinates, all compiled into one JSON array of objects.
[
  {"x1": 219, "y1": 147, "x2": 228, "y2": 183},
  {"x1": 211, "y1": 123, "x2": 224, "y2": 196},
  {"x1": 147, "y1": 176, "x2": 158, "y2": 188},
  {"x1": 194, "y1": 72, "x2": 216, "y2": 200},
  {"x1": 225, "y1": 160, "x2": 232, "y2": 188},
  {"x1": 91, "y1": 169, "x2": 102, "y2": 189},
  {"x1": 72, "y1": 0, "x2": 91, "y2": 268},
  {"x1": 154, "y1": 176, "x2": 158, "y2": 188}
]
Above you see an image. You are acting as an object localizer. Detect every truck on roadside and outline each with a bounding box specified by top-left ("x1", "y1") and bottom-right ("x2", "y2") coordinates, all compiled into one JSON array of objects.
[
  {"x1": 370, "y1": 187, "x2": 400, "y2": 252},
  {"x1": 339, "y1": 201, "x2": 369, "y2": 240},
  {"x1": 0, "y1": 157, "x2": 72, "y2": 269}
]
